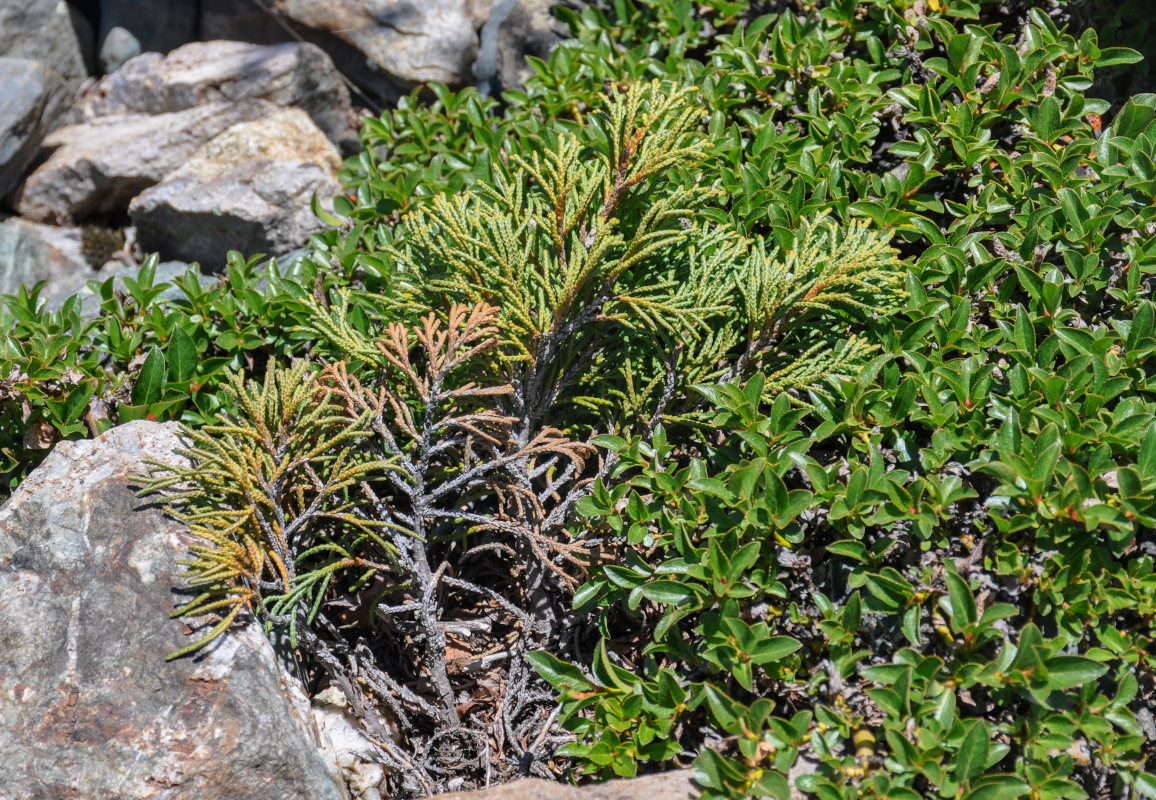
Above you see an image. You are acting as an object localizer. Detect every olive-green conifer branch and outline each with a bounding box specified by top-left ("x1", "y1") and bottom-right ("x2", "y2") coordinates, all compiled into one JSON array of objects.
[{"x1": 137, "y1": 360, "x2": 395, "y2": 657}]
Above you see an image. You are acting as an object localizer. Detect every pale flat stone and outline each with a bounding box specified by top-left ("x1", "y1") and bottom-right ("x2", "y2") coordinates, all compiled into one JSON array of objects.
[{"x1": 434, "y1": 771, "x2": 700, "y2": 800}]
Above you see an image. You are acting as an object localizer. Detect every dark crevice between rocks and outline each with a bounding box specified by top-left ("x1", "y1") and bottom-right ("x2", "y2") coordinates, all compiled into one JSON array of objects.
[{"x1": 79, "y1": 220, "x2": 126, "y2": 270}]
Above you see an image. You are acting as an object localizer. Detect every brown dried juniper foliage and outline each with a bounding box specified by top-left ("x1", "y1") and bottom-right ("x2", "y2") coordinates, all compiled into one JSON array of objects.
[{"x1": 138, "y1": 82, "x2": 905, "y2": 796}]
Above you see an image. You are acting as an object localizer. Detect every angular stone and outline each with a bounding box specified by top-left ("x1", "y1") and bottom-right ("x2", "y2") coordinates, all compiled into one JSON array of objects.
[
  {"x1": 0, "y1": 58, "x2": 69, "y2": 199},
  {"x1": 434, "y1": 771, "x2": 700, "y2": 800},
  {"x1": 200, "y1": 0, "x2": 560, "y2": 106},
  {"x1": 129, "y1": 109, "x2": 342, "y2": 267},
  {"x1": 70, "y1": 41, "x2": 357, "y2": 152},
  {"x1": 11, "y1": 100, "x2": 276, "y2": 225},
  {"x1": 0, "y1": 420, "x2": 347, "y2": 800},
  {"x1": 0, "y1": 216, "x2": 91, "y2": 303},
  {"x1": 0, "y1": 0, "x2": 88, "y2": 95},
  {"x1": 271, "y1": 0, "x2": 481, "y2": 103}
]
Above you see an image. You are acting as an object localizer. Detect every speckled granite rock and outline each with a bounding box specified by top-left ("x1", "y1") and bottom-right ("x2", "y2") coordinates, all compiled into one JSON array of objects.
[
  {"x1": 69, "y1": 40, "x2": 357, "y2": 153},
  {"x1": 129, "y1": 108, "x2": 342, "y2": 267},
  {"x1": 199, "y1": 0, "x2": 562, "y2": 106},
  {"x1": 10, "y1": 100, "x2": 276, "y2": 225},
  {"x1": 202, "y1": 0, "x2": 482, "y2": 105},
  {"x1": 0, "y1": 421, "x2": 347, "y2": 800},
  {"x1": 273, "y1": 0, "x2": 478, "y2": 87}
]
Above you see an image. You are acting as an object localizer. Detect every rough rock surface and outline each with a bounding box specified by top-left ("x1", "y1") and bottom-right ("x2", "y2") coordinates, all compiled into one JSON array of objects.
[
  {"x1": 435, "y1": 771, "x2": 700, "y2": 800},
  {"x1": 312, "y1": 687, "x2": 391, "y2": 800},
  {"x1": 0, "y1": 421, "x2": 347, "y2": 800},
  {"x1": 0, "y1": 216, "x2": 91, "y2": 301},
  {"x1": 11, "y1": 100, "x2": 276, "y2": 225},
  {"x1": 70, "y1": 41, "x2": 357, "y2": 152},
  {"x1": 0, "y1": 58, "x2": 69, "y2": 199},
  {"x1": 272, "y1": 0, "x2": 482, "y2": 101},
  {"x1": 98, "y1": 0, "x2": 198, "y2": 73},
  {"x1": 0, "y1": 0, "x2": 89, "y2": 95},
  {"x1": 129, "y1": 108, "x2": 342, "y2": 266},
  {"x1": 199, "y1": 0, "x2": 562, "y2": 105}
]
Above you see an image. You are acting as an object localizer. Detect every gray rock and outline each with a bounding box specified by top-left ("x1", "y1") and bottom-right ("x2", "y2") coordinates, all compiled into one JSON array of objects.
[
  {"x1": 98, "y1": 25, "x2": 141, "y2": 74},
  {"x1": 0, "y1": 58, "x2": 69, "y2": 199},
  {"x1": 98, "y1": 0, "x2": 198, "y2": 72},
  {"x1": 10, "y1": 100, "x2": 277, "y2": 225},
  {"x1": 269, "y1": 0, "x2": 482, "y2": 104},
  {"x1": 0, "y1": 0, "x2": 88, "y2": 94},
  {"x1": 0, "y1": 420, "x2": 348, "y2": 800},
  {"x1": 0, "y1": 216, "x2": 92, "y2": 302},
  {"x1": 199, "y1": 0, "x2": 557, "y2": 107},
  {"x1": 474, "y1": 0, "x2": 562, "y2": 94},
  {"x1": 129, "y1": 109, "x2": 342, "y2": 267},
  {"x1": 70, "y1": 40, "x2": 358, "y2": 153}
]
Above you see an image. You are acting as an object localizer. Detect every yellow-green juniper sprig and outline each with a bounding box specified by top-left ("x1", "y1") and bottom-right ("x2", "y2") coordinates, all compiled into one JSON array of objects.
[{"x1": 137, "y1": 360, "x2": 399, "y2": 657}]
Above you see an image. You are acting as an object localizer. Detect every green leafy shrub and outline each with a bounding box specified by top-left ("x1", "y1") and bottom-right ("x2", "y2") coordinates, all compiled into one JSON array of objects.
[
  {"x1": 138, "y1": 82, "x2": 904, "y2": 795},
  {"x1": 502, "y1": 2, "x2": 1156, "y2": 799},
  {"x1": 7, "y1": 0, "x2": 1155, "y2": 798},
  {"x1": 0, "y1": 252, "x2": 357, "y2": 496}
]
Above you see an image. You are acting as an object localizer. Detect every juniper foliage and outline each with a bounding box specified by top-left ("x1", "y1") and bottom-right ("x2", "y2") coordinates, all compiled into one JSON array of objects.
[{"x1": 139, "y1": 82, "x2": 904, "y2": 795}]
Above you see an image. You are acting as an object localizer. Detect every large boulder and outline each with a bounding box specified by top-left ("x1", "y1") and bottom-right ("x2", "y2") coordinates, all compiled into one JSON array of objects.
[
  {"x1": 10, "y1": 101, "x2": 277, "y2": 225},
  {"x1": 0, "y1": 0, "x2": 88, "y2": 95},
  {"x1": 129, "y1": 108, "x2": 342, "y2": 266},
  {"x1": 0, "y1": 420, "x2": 348, "y2": 800},
  {"x1": 70, "y1": 41, "x2": 358, "y2": 153},
  {"x1": 0, "y1": 58, "x2": 69, "y2": 199},
  {"x1": 202, "y1": 0, "x2": 478, "y2": 105},
  {"x1": 0, "y1": 216, "x2": 92, "y2": 302},
  {"x1": 98, "y1": 0, "x2": 198, "y2": 73},
  {"x1": 276, "y1": 0, "x2": 479, "y2": 100},
  {"x1": 201, "y1": 0, "x2": 562, "y2": 105}
]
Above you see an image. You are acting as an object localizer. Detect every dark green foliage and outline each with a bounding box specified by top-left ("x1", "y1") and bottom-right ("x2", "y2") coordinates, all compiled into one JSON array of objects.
[
  {"x1": 138, "y1": 82, "x2": 903, "y2": 795},
  {"x1": 488, "y1": 2, "x2": 1156, "y2": 798},
  {"x1": 0, "y1": 252, "x2": 356, "y2": 496},
  {"x1": 548, "y1": 380, "x2": 1155, "y2": 798},
  {"x1": 9, "y1": 0, "x2": 1156, "y2": 797}
]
